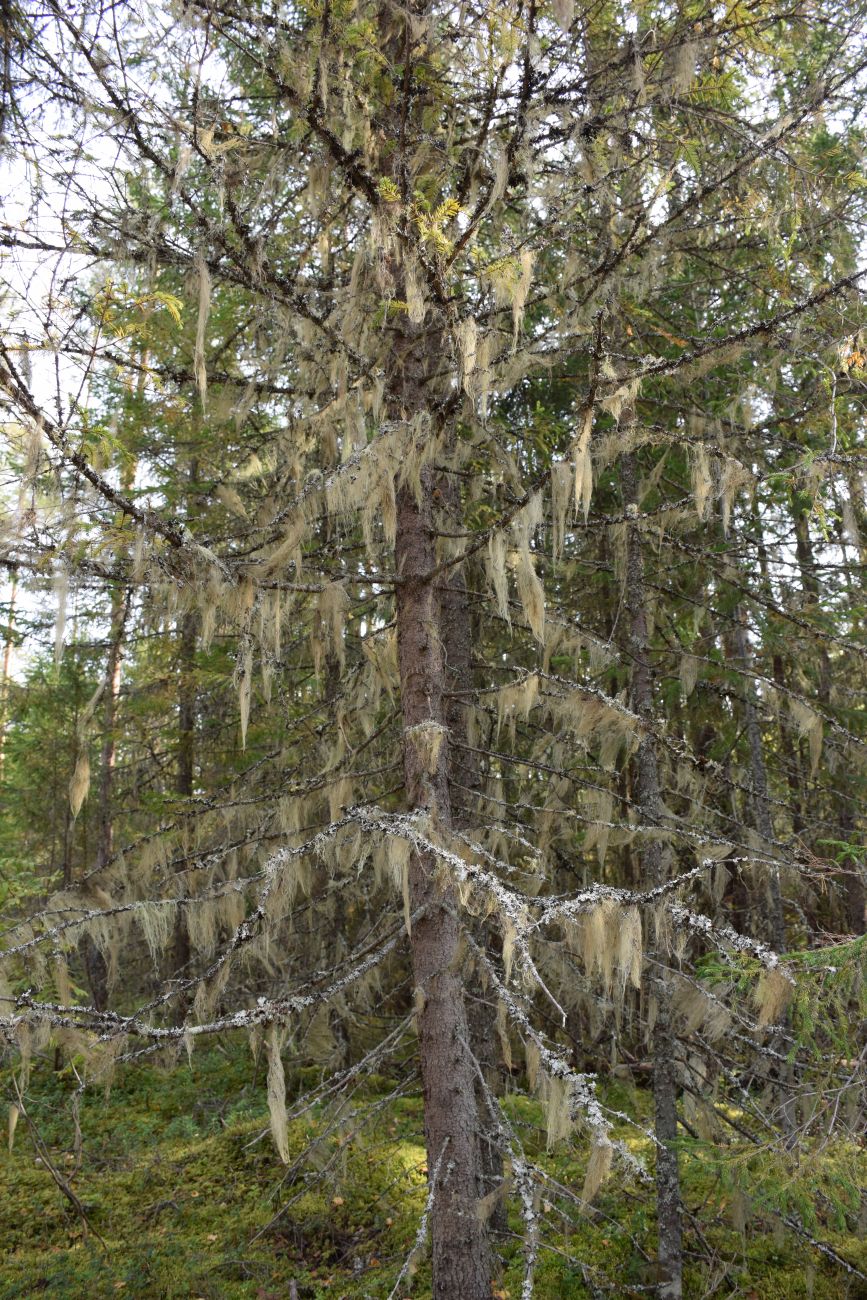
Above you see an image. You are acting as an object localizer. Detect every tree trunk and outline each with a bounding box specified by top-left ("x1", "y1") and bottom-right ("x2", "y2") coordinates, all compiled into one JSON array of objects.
[
  {"x1": 792, "y1": 497, "x2": 831, "y2": 704},
  {"x1": 439, "y1": 473, "x2": 505, "y2": 1228},
  {"x1": 84, "y1": 588, "x2": 129, "y2": 1011},
  {"x1": 823, "y1": 487, "x2": 865, "y2": 930},
  {"x1": 621, "y1": 453, "x2": 683, "y2": 1300},
  {"x1": 752, "y1": 503, "x2": 806, "y2": 839},
  {"x1": 173, "y1": 604, "x2": 198, "y2": 987},
  {"x1": 377, "y1": 0, "x2": 490, "y2": 1282},
  {"x1": 729, "y1": 609, "x2": 786, "y2": 954},
  {"x1": 171, "y1": 452, "x2": 201, "y2": 992},
  {"x1": 395, "y1": 470, "x2": 491, "y2": 1300},
  {"x1": 95, "y1": 593, "x2": 127, "y2": 870},
  {"x1": 0, "y1": 572, "x2": 16, "y2": 785},
  {"x1": 838, "y1": 807, "x2": 866, "y2": 935},
  {"x1": 727, "y1": 610, "x2": 794, "y2": 1126}
]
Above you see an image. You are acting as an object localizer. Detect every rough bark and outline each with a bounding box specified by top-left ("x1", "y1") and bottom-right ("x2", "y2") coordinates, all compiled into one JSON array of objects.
[
  {"x1": 375, "y1": 0, "x2": 490, "y2": 1281},
  {"x1": 439, "y1": 472, "x2": 505, "y2": 1228},
  {"x1": 621, "y1": 452, "x2": 683, "y2": 1300},
  {"x1": 395, "y1": 473, "x2": 491, "y2": 1299}
]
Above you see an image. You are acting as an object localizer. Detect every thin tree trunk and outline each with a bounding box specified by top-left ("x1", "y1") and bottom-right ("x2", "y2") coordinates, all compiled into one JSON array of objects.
[
  {"x1": 173, "y1": 604, "x2": 198, "y2": 987},
  {"x1": 729, "y1": 609, "x2": 787, "y2": 954},
  {"x1": 752, "y1": 503, "x2": 806, "y2": 838},
  {"x1": 792, "y1": 498, "x2": 831, "y2": 704},
  {"x1": 83, "y1": 588, "x2": 129, "y2": 1011},
  {"x1": 61, "y1": 804, "x2": 73, "y2": 889},
  {"x1": 621, "y1": 452, "x2": 683, "y2": 1300},
  {"x1": 0, "y1": 572, "x2": 16, "y2": 785},
  {"x1": 172, "y1": 453, "x2": 200, "y2": 992},
  {"x1": 838, "y1": 807, "x2": 866, "y2": 935},
  {"x1": 63, "y1": 613, "x2": 81, "y2": 892},
  {"x1": 395, "y1": 470, "x2": 490, "y2": 1300},
  {"x1": 439, "y1": 472, "x2": 505, "y2": 1228},
  {"x1": 834, "y1": 475, "x2": 867, "y2": 932},
  {"x1": 95, "y1": 594, "x2": 127, "y2": 869},
  {"x1": 816, "y1": 488, "x2": 863, "y2": 935},
  {"x1": 728, "y1": 608, "x2": 794, "y2": 1129}
]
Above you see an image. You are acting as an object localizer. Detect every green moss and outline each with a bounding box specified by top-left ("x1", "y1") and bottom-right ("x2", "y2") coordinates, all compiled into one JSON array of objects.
[{"x1": 2, "y1": 1044, "x2": 865, "y2": 1298}]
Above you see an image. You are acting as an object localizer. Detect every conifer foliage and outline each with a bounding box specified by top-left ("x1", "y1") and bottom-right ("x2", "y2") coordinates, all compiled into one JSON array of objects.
[{"x1": 1, "y1": 0, "x2": 866, "y2": 1294}]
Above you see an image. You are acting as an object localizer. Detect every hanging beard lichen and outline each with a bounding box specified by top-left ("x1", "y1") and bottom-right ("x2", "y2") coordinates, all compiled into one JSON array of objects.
[
  {"x1": 754, "y1": 966, "x2": 794, "y2": 1027},
  {"x1": 459, "y1": 315, "x2": 478, "y2": 393},
  {"x1": 373, "y1": 833, "x2": 412, "y2": 935},
  {"x1": 215, "y1": 484, "x2": 247, "y2": 517},
  {"x1": 691, "y1": 443, "x2": 713, "y2": 521},
  {"x1": 7, "y1": 1104, "x2": 19, "y2": 1154},
  {"x1": 551, "y1": 459, "x2": 572, "y2": 563},
  {"x1": 514, "y1": 546, "x2": 545, "y2": 643},
  {"x1": 194, "y1": 250, "x2": 211, "y2": 409},
  {"x1": 266, "y1": 1023, "x2": 291, "y2": 1164},
  {"x1": 487, "y1": 530, "x2": 510, "y2": 626},
  {"x1": 497, "y1": 672, "x2": 539, "y2": 744},
  {"x1": 553, "y1": 0, "x2": 574, "y2": 31},
  {"x1": 788, "y1": 697, "x2": 823, "y2": 775},
  {"x1": 569, "y1": 898, "x2": 621, "y2": 993},
  {"x1": 236, "y1": 638, "x2": 254, "y2": 749},
  {"x1": 68, "y1": 749, "x2": 91, "y2": 819},
  {"x1": 574, "y1": 408, "x2": 594, "y2": 521},
  {"x1": 138, "y1": 900, "x2": 173, "y2": 965},
  {"x1": 511, "y1": 249, "x2": 534, "y2": 349},
  {"x1": 315, "y1": 581, "x2": 350, "y2": 674},
  {"x1": 679, "y1": 652, "x2": 700, "y2": 700},
  {"x1": 405, "y1": 719, "x2": 448, "y2": 776},
  {"x1": 53, "y1": 567, "x2": 68, "y2": 666},
  {"x1": 616, "y1": 906, "x2": 643, "y2": 994},
  {"x1": 581, "y1": 1135, "x2": 614, "y2": 1203},
  {"x1": 720, "y1": 456, "x2": 753, "y2": 535},
  {"x1": 542, "y1": 1071, "x2": 572, "y2": 1148}
]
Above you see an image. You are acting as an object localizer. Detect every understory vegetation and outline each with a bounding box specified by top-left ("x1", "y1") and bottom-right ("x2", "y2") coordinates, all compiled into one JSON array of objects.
[{"x1": 4, "y1": 1044, "x2": 866, "y2": 1299}]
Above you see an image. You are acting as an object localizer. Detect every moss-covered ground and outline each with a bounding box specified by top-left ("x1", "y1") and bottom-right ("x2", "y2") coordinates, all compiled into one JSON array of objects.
[{"x1": 2, "y1": 1043, "x2": 865, "y2": 1298}]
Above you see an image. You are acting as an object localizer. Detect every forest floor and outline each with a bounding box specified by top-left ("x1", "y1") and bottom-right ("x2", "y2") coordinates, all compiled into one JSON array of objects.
[{"x1": 2, "y1": 1041, "x2": 865, "y2": 1299}]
